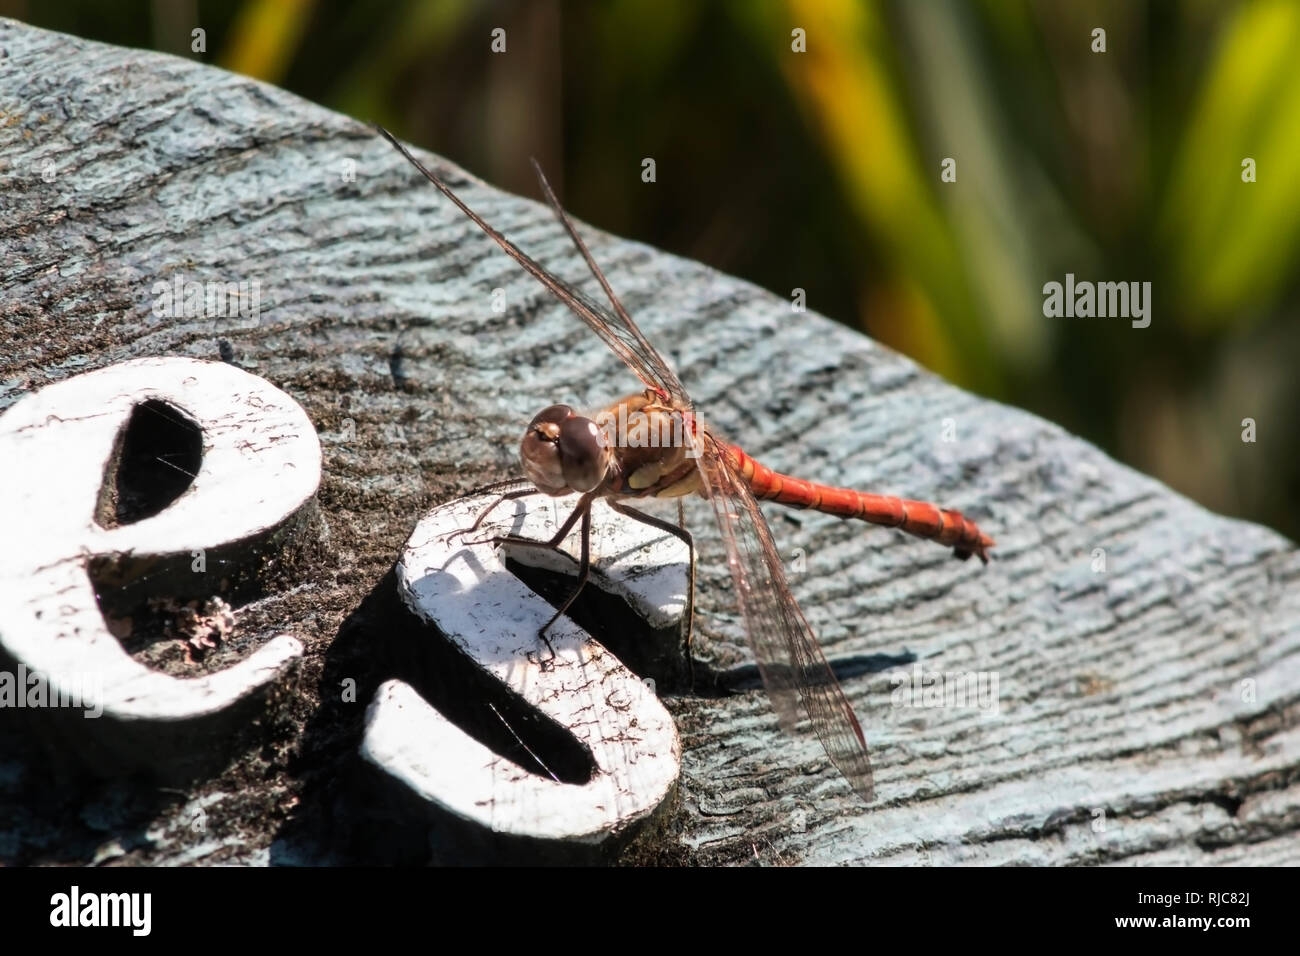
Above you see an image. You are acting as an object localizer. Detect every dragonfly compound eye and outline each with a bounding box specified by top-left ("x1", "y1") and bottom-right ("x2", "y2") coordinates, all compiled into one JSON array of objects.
[
  {"x1": 520, "y1": 404, "x2": 574, "y2": 494},
  {"x1": 557, "y1": 415, "x2": 610, "y2": 493}
]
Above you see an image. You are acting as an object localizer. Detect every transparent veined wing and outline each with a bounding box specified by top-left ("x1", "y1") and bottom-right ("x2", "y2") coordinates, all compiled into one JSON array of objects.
[
  {"x1": 694, "y1": 431, "x2": 875, "y2": 802},
  {"x1": 378, "y1": 126, "x2": 688, "y2": 405}
]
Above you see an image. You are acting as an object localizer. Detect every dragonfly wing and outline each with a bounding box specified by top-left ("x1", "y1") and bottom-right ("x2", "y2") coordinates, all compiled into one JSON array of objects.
[
  {"x1": 561, "y1": 281, "x2": 690, "y2": 404},
  {"x1": 527, "y1": 158, "x2": 690, "y2": 406},
  {"x1": 695, "y1": 433, "x2": 875, "y2": 802},
  {"x1": 378, "y1": 126, "x2": 687, "y2": 403}
]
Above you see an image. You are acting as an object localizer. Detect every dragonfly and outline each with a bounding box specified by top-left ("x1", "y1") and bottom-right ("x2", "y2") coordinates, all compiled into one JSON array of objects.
[{"x1": 377, "y1": 127, "x2": 993, "y2": 803}]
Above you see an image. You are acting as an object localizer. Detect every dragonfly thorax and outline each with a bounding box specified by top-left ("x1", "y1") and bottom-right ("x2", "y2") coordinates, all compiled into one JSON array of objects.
[{"x1": 520, "y1": 404, "x2": 612, "y2": 495}]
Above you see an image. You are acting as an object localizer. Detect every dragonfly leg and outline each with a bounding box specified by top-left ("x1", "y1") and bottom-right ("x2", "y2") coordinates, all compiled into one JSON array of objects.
[
  {"x1": 465, "y1": 477, "x2": 538, "y2": 497},
  {"x1": 608, "y1": 499, "x2": 696, "y2": 689},
  {"x1": 484, "y1": 491, "x2": 592, "y2": 552},
  {"x1": 446, "y1": 483, "x2": 540, "y2": 546},
  {"x1": 678, "y1": 499, "x2": 695, "y2": 690},
  {"x1": 469, "y1": 494, "x2": 597, "y2": 659},
  {"x1": 536, "y1": 503, "x2": 594, "y2": 656}
]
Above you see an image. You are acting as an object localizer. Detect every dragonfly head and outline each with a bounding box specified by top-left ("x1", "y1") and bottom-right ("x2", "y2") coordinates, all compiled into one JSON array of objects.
[{"x1": 520, "y1": 404, "x2": 611, "y2": 495}]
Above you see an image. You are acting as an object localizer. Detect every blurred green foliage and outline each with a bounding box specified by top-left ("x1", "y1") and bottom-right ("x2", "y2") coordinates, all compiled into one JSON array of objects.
[{"x1": 7, "y1": 0, "x2": 1297, "y2": 540}]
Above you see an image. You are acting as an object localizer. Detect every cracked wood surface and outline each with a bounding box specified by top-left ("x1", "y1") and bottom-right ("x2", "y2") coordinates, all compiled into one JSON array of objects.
[{"x1": 1, "y1": 20, "x2": 1297, "y2": 865}]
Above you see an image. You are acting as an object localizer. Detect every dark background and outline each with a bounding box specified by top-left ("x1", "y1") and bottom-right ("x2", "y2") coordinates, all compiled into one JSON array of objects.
[{"x1": 7, "y1": 0, "x2": 1297, "y2": 541}]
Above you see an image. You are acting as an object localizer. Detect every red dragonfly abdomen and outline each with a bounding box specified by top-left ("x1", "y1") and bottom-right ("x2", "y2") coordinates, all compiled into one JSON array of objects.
[{"x1": 725, "y1": 444, "x2": 994, "y2": 563}]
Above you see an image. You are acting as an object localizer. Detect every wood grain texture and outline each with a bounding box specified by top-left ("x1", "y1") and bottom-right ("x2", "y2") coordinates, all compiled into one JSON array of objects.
[{"x1": 0, "y1": 20, "x2": 1296, "y2": 865}]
